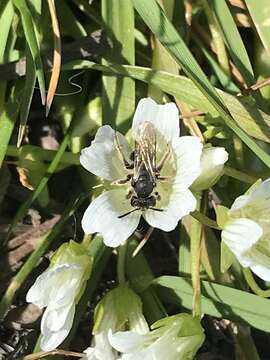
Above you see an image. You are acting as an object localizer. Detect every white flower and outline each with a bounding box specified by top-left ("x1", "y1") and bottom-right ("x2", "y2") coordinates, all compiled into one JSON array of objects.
[
  {"x1": 26, "y1": 241, "x2": 92, "y2": 351},
  {"x1": 108, "y1": 313, "x2": 205, "y2": 360},
  {"x1": 80, "y1": 97, "x2": 203, "y2": 247},
  {"x1": 220, "y1": 178, "x2": 270, "y2": 281},
  {"x1": 191, "y1": 146, "x2": 228, "y2": 191},
  {"x1": 83, "y1": 285, "x2": 148, "y2": 360}
]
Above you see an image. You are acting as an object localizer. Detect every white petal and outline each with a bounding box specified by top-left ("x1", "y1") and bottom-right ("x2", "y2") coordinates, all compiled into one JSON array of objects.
[
  {"x1": 250, "y1": 178, "x2": 270, "y2": 201},
  {"x1": 191, "y1": 147, "x2": 228, "y2": 191},
  {"x1": 82, "y1": 190, "x2": 141, "y2": 247},
  {"x1": 82, "y1": 347, "x2": 111, "y2": 360},
  {"x1": 144, "y1": 189, "x2": 197, "y2": 231},
  {"x1": 52, "y1": 267, "x2": 83, "y2": 305},
  {"x1": 230, "y1": 195, "x2": 250, "y2": 211},
  {"x1": 250, "y1": 263, "x2": 270, "y2": 281},
  {"x1": 26, "y1": 270, "x2": 52, "y2": 308},
  {"x1": 204, "y1": 147, "x2": 228, "y2": 166},
  {"x1": 26, "y1": 264, "x2": 81, "y2": 308},
  {"x1": 231, "y1": 179, "x2": 270, "y2": 218},
  {"x1": 221, "y1": 218, "x2": 263, "y2": 266},
  {"x1": 40, "y1": 303, "x2": 75, "y2": 351},
  {"x1": 43, "y1": 303, "x2": 73, "y2": 332},
  {"x1": 172, "y1": 136, "x2": 203, "y2": 188},
  {"x1": 132, "y1": 98, "x2": 180, "y2": 142},
  {"x1": 80, "y1": 125, "x2": 130, "y2": 181},
  {"x1": 246, "y1": 178, "x2": 270, "y2": 220},
  {"x1": 108, "y1": 329, "x2": 148, "y2": 353},
  {"x1": 90, "y1": 331, "x2": 118, "y2": 360}
]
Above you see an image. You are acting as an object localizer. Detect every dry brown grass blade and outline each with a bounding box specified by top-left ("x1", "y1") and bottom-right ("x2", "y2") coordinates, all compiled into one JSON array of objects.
[
  {"x1": 132, "y1": 226, "x2": 154, "y2": 257},
  {"x1": 23, "y1": 349, "x2": 84, "y2": 359},
  {"x1": 46, "y1": 0, "x2": 61, "y2": 117}
]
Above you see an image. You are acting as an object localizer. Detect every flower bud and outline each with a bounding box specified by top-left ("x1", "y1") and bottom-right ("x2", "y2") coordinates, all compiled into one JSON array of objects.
[
  {"x1": 26, "y1": 241, "x2": 92, "y2": 351},
  {"x1": 109, "y1": 313, "x2": 205, "y2": 359},
  {"x1": 84, "y1": 285, "x2": 148, "y2": 359},
  {"x1": 218, "y1": 178, "x2": 270, "y2": 281},
  {"x1": 191, "y1": 146, "x2": 228, "y2": 191}
]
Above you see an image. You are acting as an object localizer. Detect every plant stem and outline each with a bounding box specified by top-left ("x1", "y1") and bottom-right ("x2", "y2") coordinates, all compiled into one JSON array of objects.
[
  {"x1": 191, "y1": 210, "x2": 220, "y2": 230},
  {"x1": 224, "y1": 166, "x2": 258, "y2": 184},
  {"x1": 117, "y1": 242, "x2": 128, "y2": 285},
  {"x1": 243, "y1": 267, "x2": 270, "y2": 298},
  {"x1": 190, "y1": 195, "x2": 203, "y2": 318}
]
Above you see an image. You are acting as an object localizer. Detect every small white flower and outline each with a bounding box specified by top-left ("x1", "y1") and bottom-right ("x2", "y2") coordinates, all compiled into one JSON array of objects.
[
  {"x1": 83, "y1": 285, "x2": 148, "y2": 360},
  {"x1": 108, "y1": 313, "x2": 205, "y2": 360},
  {"x1": 220, "y1": 178, "x2": 270, "y2": 281},
  {"x1": 80, "y1": 98, "x2": 203, "y2": 247},
  {"x1": 191, "y1": 146, "x2": 228, "y2": 191},
  {"x1": 26, "y1": 241, "x2": 92, "y2": 351}
]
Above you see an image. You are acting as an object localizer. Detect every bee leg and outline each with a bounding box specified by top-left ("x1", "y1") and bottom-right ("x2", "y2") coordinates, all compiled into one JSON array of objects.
[
  {"x1": 114, "y1": 131, "x2": 134, "y2": 169},
  {"x1": 112, "y1": 174, "x2": 132, "y2": 185},
  {"x1": 118, "y1": 208, "x2": 140, "y2": 219},
  {"x1": 126, "y1": 190, "x2": 133, "y2": 199},
  {"x1": 157, "y1": 175, "x2": 173, "y2": 182},
  {"x1": 156, "y1": 146, "x2": 171, "y2": 172},
  {"x1": 149, "y1": 207, "x2": 164, "y2": 212}
]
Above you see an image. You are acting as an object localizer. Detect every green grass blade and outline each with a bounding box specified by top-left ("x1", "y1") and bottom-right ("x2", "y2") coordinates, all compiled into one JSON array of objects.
[
  {"x1": 0, "y1": 1, "x2": 14, "y2": 62},
  {"x1": 13, "y1": 0, "x2": 46, "y2": 104},
  {"x1": 56, "y1": 1, "x2": 87, "y2": 38},
  {"x1": 17, "y1": 45, "x2": 36, "y2": 146},
  {"x1": 65, "y1": 61, "x2": 270, "y2": 145},
  {"x1": 102, "y1": 0, "x2": 135, "y2": 131},
  {"x1": 212, "y1": 0, "x2": 255, "y2": 86},
  {"x1": 155, "y1": 275, "x2": 270, "y2": 332},
  {"x1": 245, "y1": 0, "x2": 270, "y2": 57},
  {"x1": 202, "y1": 0, "x2": 230, "y2": 74},
  {"x1": 132, "y1": 0, "x2": 270, "y2": 168},
  {"x1": 194, "y1": 36, "x2": 240, "y2": 93},
  {"x1": 0, "y1": 82, "x2": 22, "y2": 167}
]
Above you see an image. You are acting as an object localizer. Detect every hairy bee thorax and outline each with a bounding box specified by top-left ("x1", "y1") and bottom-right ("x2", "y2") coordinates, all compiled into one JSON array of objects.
[{"x1": 131, "y1": 165, "x2": 156, "y2": 199}]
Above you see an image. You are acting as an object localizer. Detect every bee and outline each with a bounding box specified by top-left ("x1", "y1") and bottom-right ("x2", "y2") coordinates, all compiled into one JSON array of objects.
[{"x1": 116, "y1": 121, "x2": 171, "y2": 218}]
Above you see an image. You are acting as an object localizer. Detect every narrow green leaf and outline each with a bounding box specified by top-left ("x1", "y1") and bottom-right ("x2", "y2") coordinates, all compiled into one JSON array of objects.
[
  {"x1": 212, "y1": 0, "x2": 255, "y2": 86},
  {"x1": 155, "y1": 275, "x2": 270, "y2": 332},
  {"x1": 17, "y1": 45, "x2": 36, "y2": 146},
  {"x1": 0, "y1": 1, "x2": 14, "y2": 62},
  {"x1": 65, "y1": 61, "x2": 270, "y2": 145},
  {"x1": 195, "y1": 37, "x2": 240, "y2": 93},
  {"x1": 56, "y1": 1, "x2": 87, "y2": 39},
  {"x1": 0, "y1": 82, "x2": 22, "y2": 167},
  {"x1": 179, "y1": 218, "x2": 192, "y2": 276},
  {"x1": 221, "y1": 241, "x2": 235, "y2": 273},
  {"x1": 13, "y1": 0, "x2": 46, "y2": 104},
  {"x1": 245, "y1": 0, "x2": 270, "y2": 57},
  {"x1": 132, "y1": 0, "x2": 270, "y2": 167},
  {"x1": 102, "y1": 0, "x2": 135, "y2": 131},
  {"x1": 202, "y1": 0, "x2": 230, "y2": 74}
]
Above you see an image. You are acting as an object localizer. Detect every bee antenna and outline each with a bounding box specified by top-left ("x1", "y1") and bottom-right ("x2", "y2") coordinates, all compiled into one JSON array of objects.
[
  {"x1": 118, "y1": 208, "x2": 140, "y2": 219},
  {"x1": 149, "y1": 207, "x2": 164, "y2": 212}
]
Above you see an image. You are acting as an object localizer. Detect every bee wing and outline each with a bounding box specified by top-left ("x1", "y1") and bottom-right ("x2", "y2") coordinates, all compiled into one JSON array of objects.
[{"x1": 134, "y1": 121, "x2": 156, "y2": 181}]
